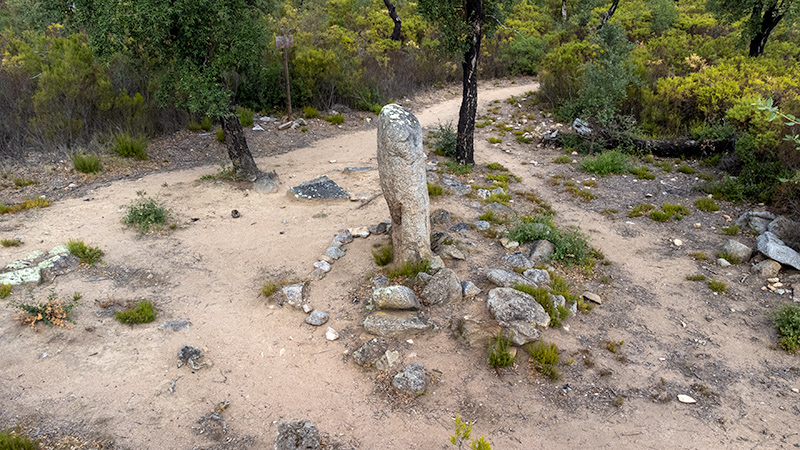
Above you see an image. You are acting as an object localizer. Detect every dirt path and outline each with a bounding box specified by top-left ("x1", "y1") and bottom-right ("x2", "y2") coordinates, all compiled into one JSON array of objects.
[{"x1": 1, "y1": 79, "x2": 799, "y2": 450}]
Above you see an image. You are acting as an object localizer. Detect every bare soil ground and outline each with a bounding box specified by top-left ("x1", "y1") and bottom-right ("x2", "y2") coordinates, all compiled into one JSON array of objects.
[{"x1": 1, "y1": 78, "x2": 799, "y2": 450}]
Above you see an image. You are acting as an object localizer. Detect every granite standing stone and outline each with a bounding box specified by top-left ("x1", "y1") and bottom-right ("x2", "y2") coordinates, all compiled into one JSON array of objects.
[{"x1": 377, "y1": 104, "x2": 433, "y2": 264}]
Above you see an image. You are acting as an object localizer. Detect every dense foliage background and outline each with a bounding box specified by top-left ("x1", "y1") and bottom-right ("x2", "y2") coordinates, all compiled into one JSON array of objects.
[{"x1": 1, "y1": 0, "x2": 798, "y2": 205}]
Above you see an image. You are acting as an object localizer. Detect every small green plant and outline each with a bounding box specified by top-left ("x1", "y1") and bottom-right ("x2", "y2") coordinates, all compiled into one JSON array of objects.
[
  {"x1": 644, "y1": 154, "x2": 655, "y2": 164},
  {"x1": 66, "y1": 239, "x2": 104, "y2": 265},
  {"x1": 200, "y1": 116, "x2": 213, "y2": 131},
  {"x1": 716, "y1": 251, "x2": 741, "y2": 264},
  {"x1": 486, "y1": 162, "x2": 508, "y2": 171},
  {"x1": 324, "y1": 113, "x2": 345, "y2": 125},
  {"x1": 604, "y1": 340, "x2": 624, "y2": 353},
  {"x1": 216, "y1": 126, "x2": 225, "y2": 142},
  {"x1": 516, "y1": 134, "x2": 534, "y2": 144},
  {"x1": 600, "y1": 208, "x2": 618, "y2": 215},
  {"x1": 507, "y1": 216, "x2": 593, "y2": 266},
  {"x1": 488, "y1": 137, "x2": 502, "y2": 144},
  {"x1": 301, "y1": 126, "x2": 308, "y2": 132},
  {"x1": 450, "y1": 415, "x2": 491, "y2": 450},
  {"x1": 677, "y1": 164, "x2": 696, "y2": 174},
  {"x1": 388, "y1": 259, "x2": 431, "y2": 278},
  {"x1": 658, "y1": 160, "x2": 673, "y2": 173},
  {"x1": 114, "y1": 300, "x2": 157, "y2": 324},
  {"x1": 72, "y1": 153, "x2": 101, "y2": 174},
  {"x1": 695, "y1": 197, "x2": 720, "y2": 212},
  {"x1": 630, "y1": 166, "x2": 656, "y2": 180},
  {"x1": 513, "y1": 284, "x2": 568, "y2": 328},
  {"x1": 237, "y1": 106, "x2": 254, "y2": 126},
  {"x1": 566, "y1": 186, "x2": 596, "y2": 202},
  {"x1": 439, "y1": 161, "x2": 472, "y2": 175},
  {"x1": 580, "y1": 150, "x2": 630, "y2": 175},
  {"x1": 774, "y1": 304, "x2": 800, "y2": 353},
  {"x1": 262, "y1": 281, "x2": 278, "y2": 297},
  {"x1": 200, "y1": 164, "x2": 242, "y2": 182},
  {"x1": 123, "y1": 195, "x2": 168, "y2": 234},
  {"x1": 9, "y1": 290, "x2": 78, "y2": 328},
  {"x1": 628, "y1": 203, "x2": 655, "y2": 218},
  {"x1": 372, "y1": 245, "x2": 393, "y2": 266},
  {"x1": 649, "y1": 210, "x2": 671, "y2": 222},
  {"x1": 0, "y1": 197, "x2": 53, "y2": 215},
  {"x1": 478, "y1": 210, "x2": 507, "y2": 225},
  {"x1": 1, "y1": 238, "x2": 21, "y2": 247},
  {"x1": 553, "y1": 155, "x2": 571, "y2": 164},
  {"x1": 485, "y1": 192, "x2": 511, "y2": 205},
  {"x1": 582, "y1": 179, "x2": 597, "y2": 187},
  {"x1": 303, "y1": 106, "x2": 319, "y2": 119},
  {"x1": 721, "y1": 224, "x2": 740, "y2": 235},
  {"x1": 708, "y1": 279, "x2": 728, "y2": 293},
  {"x1": 0, "y1": 284, "x2": 11, "y2": 298},
  {"x1": 112, "y1": 133, "x2": 148, "y2": 160},
  {"x1": 431, "y1": 122, "x2": 457, "y2": 157},
  {"x1": 188, "y1": 121, "x2": 203, "y2": 132},
  {"x1": 662, "y1": 203, "x2": 690, "y2": 219},
  {"x1": 686, "y1": 274, "x2": 707, "y2": 281},
  {"x1": 488, "y1": 333, "x2": 515, "y2": 369},
  {"x1": 0, "y1": 428, "x2": 39, "y2": 450},
  {"x1": 526, "y1": 340, "x2": 560, "y2": 380},
  {"x1": 689, "y1": 251, "x2": 709, "y2": 260},
  {"x1": 428, "y1": 183, "x2": 444, "y2": 196},
  {"x1": 12, "y1": 177, "x2": 36, "y2": 187}
]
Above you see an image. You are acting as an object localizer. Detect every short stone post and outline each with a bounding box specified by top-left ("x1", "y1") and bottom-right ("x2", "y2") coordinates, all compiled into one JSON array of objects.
[{"x1": 377, "y1": 104, "x2": 433, "y2": 264}]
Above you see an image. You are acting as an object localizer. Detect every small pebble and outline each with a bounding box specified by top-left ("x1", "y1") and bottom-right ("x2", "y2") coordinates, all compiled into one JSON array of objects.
[
  {"x1": 673, "y1": 239, "x2": 683, "y2": 246},
  {"x1": 677, "y1": 394, "x2": 697, "y2": 404},
  {"x1": 325, "y1": 327, "x2": 339, "y2": 341}
]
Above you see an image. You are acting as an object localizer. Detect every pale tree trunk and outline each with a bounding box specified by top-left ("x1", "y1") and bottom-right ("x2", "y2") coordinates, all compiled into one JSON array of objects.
[
  {"x1": 221, "y1": 115, "x2": 261, "y2": 181},
  {"x1": 562, "y1": 0, "x2": 568, "y2": 21},
  {"x1": 456, "y1": 0, "x2": 484, "y2": 166}
]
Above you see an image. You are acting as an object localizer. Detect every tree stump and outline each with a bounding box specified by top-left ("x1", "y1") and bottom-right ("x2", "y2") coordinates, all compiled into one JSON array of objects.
[{"x1": 377, "y1": 104, "x2": 433, "y2": 264}]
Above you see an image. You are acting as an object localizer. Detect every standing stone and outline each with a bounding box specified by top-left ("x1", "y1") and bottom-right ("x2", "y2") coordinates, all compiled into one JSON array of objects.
[{"x1": 377, "y1": 104, "x2": 432, "y2": 264}]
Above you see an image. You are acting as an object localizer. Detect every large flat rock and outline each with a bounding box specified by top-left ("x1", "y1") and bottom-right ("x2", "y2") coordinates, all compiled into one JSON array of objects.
[{"x1": 290, "y1": 175, "x2": 348, "y2": 199}]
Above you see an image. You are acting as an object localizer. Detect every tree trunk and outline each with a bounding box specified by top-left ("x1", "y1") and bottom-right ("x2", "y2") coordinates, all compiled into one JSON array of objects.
[
  {"x1": 456, "y1": 0, "x2": 484, "y2": 166},
  {"x1": 596, "y1": 0, "x2": 620, "y2": 30},
  {"x1": 562, "y1": 0, "x2": 568, "y2": 21},
  {"x1": 383, "y1": 0, "x2": 402, "y2": 41},
  {"x1": 748, "y1": 2, "x2": 783, "y2": 57},
  {"x1": 561, "y1": 128, "x2": 734, "y2": 157},
  {"x1": 221, "y1": 115, "x2": 261, "y2": 181}
]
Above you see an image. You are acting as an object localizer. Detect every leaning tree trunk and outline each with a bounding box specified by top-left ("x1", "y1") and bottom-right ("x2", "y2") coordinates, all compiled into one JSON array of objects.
[
  {"x1": 383, "y1": 0, "x2": 402, "y2": 41},
  {"x1": 596, "y1": 0, "x2": 620, "y2": 30},
  {"x1": 561, "y1": 126, "x2": 735, "y2": 157},
  {"x1": 221, "y1": 115, "x2": 261, "y2": 181},
  {"x1": 455, "y1": 0, "x2": 484, "y2": 166},
  {"x1": 748, "y1": 3, "x2": 783, "y2": 57}
]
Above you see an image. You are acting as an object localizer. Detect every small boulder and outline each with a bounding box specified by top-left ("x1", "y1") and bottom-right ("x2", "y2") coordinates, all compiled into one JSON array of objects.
[
  {"x1": 160, "y1": 320, "x2": 191, "y2": 332},
  {"x1": 721, "y1": 239, "x2": 752, "y2": 263},
  {"x1": 333, "y1": 230, "x2": 354, "y2": 245},
  {"x1": 439, "y1": 245, "x2": 466, "y2": 260},
  {"x1": 502, "y1": 252, "x2": 534, "y2": 270},
  {"x1": 305, "y1": 310, "x2": 329, "y2": 326},
  {"x1": 474, "y1": 220, "x2": 490, "y2": 230},
  {"x1": 487, "y1": 288, "x2": 551, "y2": 328},
  {"x1": 461, "y1": 281, "x2": 481, "y2": 299},
  {"x1": 522, "y1": 268, "x2": 550, "y2": 286},
  {"x1": 362, "y1": 311, "x2": 432, "y2": 337},
  {"x1": 751, "y1": 259, "x2": 782, "y2": 278},
  {"x1": 450, "y1": 222, "x2": 470, "y2": 232},
  {"x1": 735, "y1": 211, "x2": 775, "y2": 234},
  {"x1": 372, "y1": 274, "x2": 390, "y2": 288},
  {"x1": 768, "y1": 216, "x2": 800, "y2": 251},
  {"x1": 482, "y1": 202, "x2": 515, "y2": 219},
  {"x1": 526, "y1": 240, "x2": 555, "y2": 262},
  {"x1": 373, "y1": 285, "x2": 420, "y2": 310},
  {"x1": 313, "y1": 261, "x2": 331, "y2": 273},
  {"x1": 325, "y1": 246, "x2": 345, "y2": 260},
  {"x1": 757, "y1": 232, "x2": 800, "y2": 270},
  {"x1": 274, "y1": 421, "x2": 320, "y2": 450},
  {"x1": 352, "y1": 338, "x2": 388, "y2": 367},
  {"x1": 420, "y1": 268, "x2": 462, "y2": 305},
  {"x1": 281, "y1": 283, "x2": 307, "y2": 308},
  {"x1": 452, "y1": 317, "x2": 502, "y2": 347},
  {"x1": 430, "y1": 209, "x2": 452, "y2": 226},
  {"x1": 392, "y1": 363, "x2": 428, "y2": 395},
  {"x1": 485, "y1": 268, "x2": 535, "y2": 288}
]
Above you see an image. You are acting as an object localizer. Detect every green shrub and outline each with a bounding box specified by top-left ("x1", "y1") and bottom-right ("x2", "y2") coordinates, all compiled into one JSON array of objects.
[
  {"x1": 478, "y1": 210, "x2": 507, "y2": 225},
  {"x1": 262, "y1": 281, "x2": 278, "y2": 297},
  {"x1": 695, "y1": 197, "x2": 720, "y2": 212},
  {"x1": 628, "y1": 203, "x2": 655, "y2": 217},
  {"x1": 488, "y1": 333, "x2": 516, "y2": 369},
  {"x1": 485, "y1": 192, "x2": 511, "y2": 205},
  {"x1": 431, "y1": 122, "x2": 457, "y2": 157},
  {"x1": 66, "y1": 239, "x2": 103, "y2": 265},
  {"x1": 488, "y1": 137, "x2": 502, "y2": 144},
  {"x1": 649, "y1": 210, "x2": 671, "y2": 222},
  {"x1": 12, "y1": 177, "x2": 35, "y2": 187},
  {"x1": 303, "y1": 106, "x2": 319, "y2": 119},
  {"x1": 0, "y1": 428, "x2": 39, "y2": 449},
  {"x1": 553, "y1": 155, "x2": 571, "y2": 164},
  {"x1": 237, "y1": 106, "x2": 254, "y2": 126},
  {"x1": 507, "y1": 216, "x2": 592, "y2": 266},
  {"x1": 372, "y1": 245, "x2": 393, "y2": 266},
  {"x1": 677, "y1": 164, "x2": 695, "y2": 174},
  {"x1": 188, "y1": 121, "x2": 203, "y2": 132},
  {"x1": 9, "y1": 291, "x2": 79, "y2": 328},
  {"x1": 513, "y1": 284, "x2": 569, "y2": 328},
  {"x1": 721, "y1": 224, "x2": 740, "y2": 235},
  {"x1": 580, "y1": 150, "x2": 630, "y2": 175},
  {"x1": 631, "y1": 166, "x2": 656, "y2": 180},
  {"x1": 388, "y1": 259, "x2": 431, "y2": 278},
  {"x1": 123, "y1": 196, "x2": 168, "y2": 234},
  {"x1": 774, "y1": 304, "x2": 800, "y2": 353},
  {"x1": 114, "y1": 300, "x2": 157, "y2": 324},
  {"x1": 526, "y1": 341, "x2": 560, "y2": 380},
  {"x1": 516, "y1": 135, "x2": 533, "y2": 144},
  {"x1": 112, "y1": 133, "x2": 148, "y2": 160},
  {"x1": 72, "y1": 153, "x2": 101, "y2": 174},
  {"x1": 486, "y1": 162, "x2": 508, "y2": 171},
  {"x1": 662, "y1": 202, "x2": 690, "y2": 219},
  {"x1": 200, "y1": 116, "x2": 213, "y2": 131},
  {"x1": 216, "y1": 127, "x2": 225, "y2": 142},
  {"x1": 1, "y1": 238, "x2": 21, "y2": 247},
  {"x1": 716, "y1": 251, "x2": 741, "y2": 264},
  {"x1": 440, "y1": 161, "x2": 472, "y2": 175},
  {"x1": 324, "y1": 113, "x2": 345, "y2": 125},
  {"x1": 428, "y1": 183, "x2": 444, "y2": 197},
  {"x1": 0, "y1": 284, "x2": 11, "y2": 298},
  {"x1": 708, "y1": 279, "x2": 727, "y2": 293}
]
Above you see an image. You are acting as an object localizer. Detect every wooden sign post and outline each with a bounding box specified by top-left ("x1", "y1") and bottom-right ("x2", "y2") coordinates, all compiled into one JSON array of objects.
[{"x1": 275, "y1": 29, "x2": 294, "y2": 120}]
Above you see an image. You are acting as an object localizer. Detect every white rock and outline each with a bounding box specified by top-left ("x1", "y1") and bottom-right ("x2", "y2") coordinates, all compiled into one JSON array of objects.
[
  {"x1": 677, "y1": 394, "x2": 697, "y2": 404},
  {"x1": 673, "y1": 239, "x2": 683, "y2": 246},
  {"x1": 325, "y1": 327, "x2": 339, "y2": 341}
]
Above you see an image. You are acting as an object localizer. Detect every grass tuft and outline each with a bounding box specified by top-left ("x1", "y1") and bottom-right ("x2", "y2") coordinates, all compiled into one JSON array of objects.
[
  {"x1": 0, "y1": 428, "x2": 39, "y2": 449},
  {"x1": 774, "y1": 304, "x2": 800, "y2": 353},
  {"x1": 0, "y1": 284, "x2": 11, "y2": 298},
  {"x1": 580, "y1": 150, "x2": 630, "y2": 176},
  {"x1": 112, "y1": 133, "x2": 148, "y2": 160},
  {"x1": 72, "y1": 153, "x2": 101, "y2": 174},
  {"x1": 708, "y1": 279, "x2": 727, "y2": 293},
  {"x1": 689, "y1": 251, "x2": 709, "y2": 261},
  {"x1": 630, "y1": 166, "x2": 656, "y2": 180},
  {"x1": 0, "y1": 197, "x2": 52, "y2": 215},
  {"x1": 628, "y1": 203, "x2": 655, "y2": 218},
  {"x1": 372, "y1": 245, "x2": 393, "y2": 266},
  {"x1": 677, "y1": 164, "x2": 695, "y2": 174},
  {"x1": 686, "y1": 274, "x2": 707, "y2": 281},
  {"x1": 716, "y1": 251, "x2": 741, "y2": 264},
  {"x1": 486, "y1": 162, "x2": 508, "y2": 171},
  {"x1": 237, "y1": 106, "x2": 254, "y2": 126},
  {"x1": 1, "y1": 238, "x2": 21, "y2": 247},
  {"x1": 388, "y1": 259, "x2": 431, "y2": 278},
  {"x1": 439, "y1": 161, "x2": 472, "y2": 175},
  {"x1": 428, "y1": 183, "x2": 444, "y2": 197},
  {"x1": 66, "y1": 239, "x2": 103, "y2": 265},
  {"x1": 114, "y1": 300, "x2": 157, "y2": 324},
  {"x1": 488, "y1": 333, "x2": 516, "y2": 369},
  {"x1": 695, "y1": 197, "x2": 720, "y2": 212},
  {"x1": 526, "y1": 341, "x2": 560, "y2": 380},
  {"x1": 303, "y1": 106, "x2": 319, "y2": 119},
  {"x1": 324, "y1": 113, "x2": 345, "y2": 125},
  {"x1": 721, "y1": 224, "x2": 739, "y2": 236}
]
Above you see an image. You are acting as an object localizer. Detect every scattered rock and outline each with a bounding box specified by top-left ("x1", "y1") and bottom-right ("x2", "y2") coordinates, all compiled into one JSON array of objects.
[
  {"x1": 677, "y1": 394, "x2": 697, "y2": 404},
  {"x1": 525, "y1": 240, "x2": 555, "y2": 262},
  {"x1": 522, "y1": 268, "x2": 550, "y2": 285},
  {"x1": 768, "y1": 216, "x2": 800, "y2": 251},
  {"x1": 290, "y1": 175, "x2": 348, "y2": 199},
  {"x1": 486, "y1": 268, "x2": 537, "y2": 288},
  {"x1": 439, "y1": 244, "x2": 466, "y2": 260},
  {"x1": 160, "y1": 320, "x2": 191, "y2": 332},
  {"x1": 487, "y1": 288, "x2": 551, "y2": 327},
  {"x1": 372, "y1": 274, "x2": 390, "y2": 288},
  {"x1": 736, "y1": 211, "x2": 775, "y2": 234},
  {"x1": 362, "y1": 311, "x2": 432, "y2": 337},
  {"x1": 333, "y1": 230, "x2": 354, "y2": 245},
  {"x1": 751, "y1": 259, "x2": 782, "y2": 278},
  {"x1": 721, "y1": 239, "x2": 752, "y2": 263},
  {"x1": 502, "y1": 252, "x2": 534, "y2": 270},
  {"x1": 582, "y1": 291, "x2": 603, "y2": 304},
  {"x1": 281, "y1": 283, "x2": 307, "y2": 308},
  {"x1": 474, "y1": 220, "x2": 490, "y2": 230},
  {"x1": 368, "y1": 221, "x2": 392, "y2": 235},
  {"x1": 343, "y1": 166, "x2": 375, "y2": 174},
  {"x1": 461, "y1": 281, "x2": 481, "y2": 299},
  {"x1": 430, "y1": 209, "x2": 451, "y2": 225},
  {"x1": 482, "y1": 202, "x2": 515, "y2": 219},
  {"x1": 348, "y1": 226, "x2": 370, "y2": 238},
  {"x1": 450, "y1": 222, "x2": 470, "y2": 232},
  {"x1": 253, "y1": 174, "x2": 279, "y2": 194},
  {"x1": 717, "y1": 258, "x2": 731, "y2": 267},
  {"x1": 231, "y1": 209, "x2": 241, "y2": 218},
  {"x1": 392, "y1": 363, "x2": 428, "y2": 395},
  {"x1": 325, "y1": 246, "x2": 345, "y2": 260},
  {"x1": 177, "y1": 345, "x2": 206, "y2": 369},
  {"x1": 352, "y1": 338, "x2": 388, "y2": 367},
  {"x1": 305, "y1": 310, "x2": 329, "y2": 326},
  {"x1": 452, "y1": 317, "x2": 502, "y2": 347},
  {"x1": 274, "y1": 420, "x2": 321, "y2": 450},
  {"x1": 373, "y1": 285, "x2": 421, "y2": 310},
  {"x1": 757, "y1": 232, "x2": 800, "y2": 270},
  {"x1": 420, "y1": 268, "x2": 461, "y2": 305},
  {"x1": 313, "y1": 261, "x2": 331, "y2": 273},
  {"x1": 325, "y1": 327, "x2": 339, "y2": 341}
]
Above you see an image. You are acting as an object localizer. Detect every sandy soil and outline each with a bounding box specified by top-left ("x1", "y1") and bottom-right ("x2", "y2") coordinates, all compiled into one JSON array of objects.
[{"x1": 1, "y1": 79, "x2": 799, "y2": 450}]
